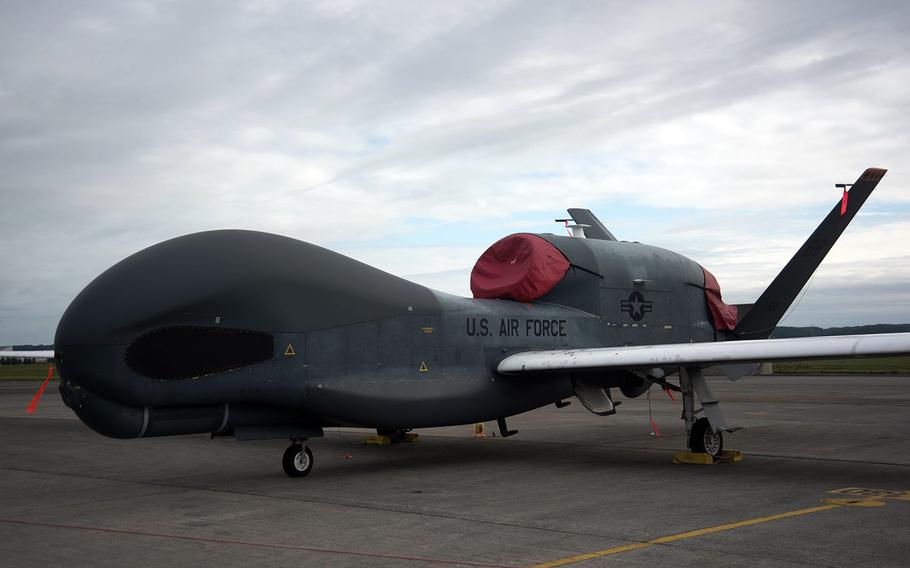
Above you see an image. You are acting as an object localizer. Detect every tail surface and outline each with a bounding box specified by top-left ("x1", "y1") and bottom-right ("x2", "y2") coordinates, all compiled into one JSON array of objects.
[
  {"x1": 567, "y1": 208, "x2": 618, "y2": 241},
  {"x1": 734, "y1": 168, "x2": 887, "y2": 340}
]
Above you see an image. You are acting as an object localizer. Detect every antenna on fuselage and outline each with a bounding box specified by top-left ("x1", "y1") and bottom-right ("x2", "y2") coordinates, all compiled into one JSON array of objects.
[{"x1": 554, "y1": 218, "x2": 590, "y2": 239}]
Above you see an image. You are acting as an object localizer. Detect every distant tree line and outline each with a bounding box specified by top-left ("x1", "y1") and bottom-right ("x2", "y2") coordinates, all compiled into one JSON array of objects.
[
  {"x1": 0, "y1": 357, "x2": 42, "y2": 365},
  {"x1": 770, "y1": 324, "x2": 910, "y2": 338}
]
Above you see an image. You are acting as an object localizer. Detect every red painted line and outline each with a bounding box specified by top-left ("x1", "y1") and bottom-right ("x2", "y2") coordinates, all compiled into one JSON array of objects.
[
  {"x1": 0, "y1": 518, "x2": 517, "y2": 568},
  {"x1": 25, "y1": 366, "x2": 54, "y2": 415}
]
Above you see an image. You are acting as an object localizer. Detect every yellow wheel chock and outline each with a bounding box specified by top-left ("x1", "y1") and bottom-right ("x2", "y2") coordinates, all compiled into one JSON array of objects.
[
  {"x1": 364, "y1": 433, "x2": 420, "y2": 445},
  {"x1": 673, "y1": 449, "x2": 743, "y2": 464}
]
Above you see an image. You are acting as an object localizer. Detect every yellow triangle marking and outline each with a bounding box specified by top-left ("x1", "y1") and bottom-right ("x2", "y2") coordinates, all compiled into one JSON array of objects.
[
  {"x1": 284, "y1": 344, "x2": 296, "y2": 357},
  {"x1": 419, "y1": 361, "x2": 428, "y2": 372}
]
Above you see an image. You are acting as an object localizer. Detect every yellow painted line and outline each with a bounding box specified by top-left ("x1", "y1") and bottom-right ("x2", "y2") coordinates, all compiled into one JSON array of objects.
[
  {"x1": 529, "y1": 501, "x2": 863, "y2": 568},
  {"x1": 829, "y1": 487, "x2": 908, "y2": 500},
  {"x1": 820, "y1": 498, "x2": 885, "y2": 507},
  {"x1": 650, "y1": 503, "x2": 844, "y2": 544}
]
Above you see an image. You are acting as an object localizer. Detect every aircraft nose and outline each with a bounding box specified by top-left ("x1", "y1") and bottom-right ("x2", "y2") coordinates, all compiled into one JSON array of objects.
[
  {"x1": 54, "y1": 231, "x2": 285, "y2": 401},
  {"x1": 54, "y1": 230, "x2": 342, "y2": 405},
  {"x1": 55, "y1": 232, "x2": 258, "y2": 349},
  {"x1": 53, "y1": 228, "x2": 438, "y2": 423},
  {"x1": 52, "y1": 230, "x2": 299, "y2": 437},
  {"x1": 51, "y1": 228, "x2": 439, "y2": 440},
  {"x1": 54, "y1": 229, "x2": 325, "y2": 353}
]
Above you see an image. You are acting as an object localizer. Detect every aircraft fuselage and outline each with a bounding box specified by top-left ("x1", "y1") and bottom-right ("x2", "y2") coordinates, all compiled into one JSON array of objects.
[{"x1": 54, "y1": 229, "x2": 718, "y2": 440}]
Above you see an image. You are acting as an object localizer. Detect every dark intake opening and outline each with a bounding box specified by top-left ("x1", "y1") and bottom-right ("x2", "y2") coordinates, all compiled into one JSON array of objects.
[{"x1": 125, "y1": 326, "x2": 275, "y2": 380}]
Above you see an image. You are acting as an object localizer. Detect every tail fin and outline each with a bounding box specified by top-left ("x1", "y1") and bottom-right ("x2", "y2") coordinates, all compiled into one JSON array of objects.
[
  {"x1": 734, "y1": 168, "x2": 887, "y2": 340},
  {"x1": 567, "y1": 208, "x2": 618, "y2": 241}
]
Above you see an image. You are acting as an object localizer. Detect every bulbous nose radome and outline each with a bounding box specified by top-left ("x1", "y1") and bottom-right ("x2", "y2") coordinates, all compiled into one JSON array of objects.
[
  {"x1": 55, "y1": 228, "x2": 440, "y2": 350},
  {"x1": 52, "y1": 229, "x2": 442, "y2": 439},
  {"x1": 52, "y1": 230, "x2": 296, "y2": 404},
  {"x1": 53, "y1": 229, "x2": 441, "y2": 398},
  {"x1": 54, "y1": 230, "x2": 304, "y2": 349}
]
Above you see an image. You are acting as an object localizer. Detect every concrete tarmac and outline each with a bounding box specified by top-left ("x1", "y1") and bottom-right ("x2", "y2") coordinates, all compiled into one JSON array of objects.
[{"x1": 1, "y1": 375, "x2": 908, "y2": 567}]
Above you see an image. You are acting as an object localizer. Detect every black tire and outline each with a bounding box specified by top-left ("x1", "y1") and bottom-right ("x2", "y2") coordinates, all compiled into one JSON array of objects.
[
  {"x1": 282, "y1": 443, "x2": 313, "y2": 477},
  {"x1": 689, "y1": 417, "x2": 723, "y2": 457}
]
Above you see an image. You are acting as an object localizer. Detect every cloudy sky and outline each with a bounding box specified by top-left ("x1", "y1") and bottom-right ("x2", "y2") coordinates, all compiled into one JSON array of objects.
[{"x1": 2, "y1": 1, "x2": 909, "y2": 344}]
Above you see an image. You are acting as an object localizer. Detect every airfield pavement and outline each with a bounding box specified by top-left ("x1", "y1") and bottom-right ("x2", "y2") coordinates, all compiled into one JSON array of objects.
[{"x1": 1, "y1": 374, "x2": 908, "y2": 568}]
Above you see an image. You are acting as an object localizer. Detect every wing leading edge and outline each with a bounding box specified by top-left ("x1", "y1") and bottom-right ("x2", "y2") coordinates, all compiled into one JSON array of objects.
[{"x1": 497, "y1": 333, "x2": 910, "y2": 374}]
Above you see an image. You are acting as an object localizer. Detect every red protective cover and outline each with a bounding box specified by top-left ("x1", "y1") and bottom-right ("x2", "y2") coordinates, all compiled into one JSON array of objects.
[
  {"x1": 471, "y1": 234, "x2": 570, "y2": 302},
  {"x1": 702, "y1": 266, "x2": 738, "y2": 331}
]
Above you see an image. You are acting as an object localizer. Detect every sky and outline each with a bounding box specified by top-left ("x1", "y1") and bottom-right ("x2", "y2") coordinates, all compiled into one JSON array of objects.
[{"x1": 2, "y1": 1, "x2": 909, "y2": 344}]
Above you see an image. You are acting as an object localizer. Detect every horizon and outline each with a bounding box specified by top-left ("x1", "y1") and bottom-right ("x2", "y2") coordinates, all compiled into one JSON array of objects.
[{"x1": 3, "y1": 3, "x2": 909, "y2": 343}]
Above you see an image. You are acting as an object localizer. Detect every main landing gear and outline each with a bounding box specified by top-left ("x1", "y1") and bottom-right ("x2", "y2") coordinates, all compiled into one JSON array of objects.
[
  {"x1": 689, "y1": 417, "x2": 723, "y2": 456},
  {"x1": 680, "y1": 366, "x2": 730, "y2": 459},
  {"x1": 282, "y1": 439, "x2": 313, "y2": 477}
]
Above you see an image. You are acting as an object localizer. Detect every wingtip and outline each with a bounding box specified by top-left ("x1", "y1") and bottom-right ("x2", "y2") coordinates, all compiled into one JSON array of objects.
[{"x1": 861, "y1": 168, "x2": 887, "y2": 181}]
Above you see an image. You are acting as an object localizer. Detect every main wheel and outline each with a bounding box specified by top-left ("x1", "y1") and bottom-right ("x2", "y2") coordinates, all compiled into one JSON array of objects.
[
  {"x1": 689, "y1": 417, "x2": 723, "y2": 457},
  {"x1": 282, "y1": 443, "x2": 314, "y2": 477}
]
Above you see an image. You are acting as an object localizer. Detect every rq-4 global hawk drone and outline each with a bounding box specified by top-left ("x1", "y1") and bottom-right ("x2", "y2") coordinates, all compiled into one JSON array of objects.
[{"x1": 10, "y1": 167, "x2": 910, "y2": 477}]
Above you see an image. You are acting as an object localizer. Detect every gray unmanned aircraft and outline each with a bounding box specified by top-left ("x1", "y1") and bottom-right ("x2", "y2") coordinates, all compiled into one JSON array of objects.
[{"x1": 8, "y1": 167, "x2": 910, "y2": 477}]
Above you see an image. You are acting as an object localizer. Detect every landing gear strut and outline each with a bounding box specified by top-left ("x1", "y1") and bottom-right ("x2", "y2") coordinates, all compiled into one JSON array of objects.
[
  {"x1": 282, "y1": 439, "x2": 313, "y2": 477},
  {"x1": 680, "y1": 366, "x2": 728, "y2": 458}
]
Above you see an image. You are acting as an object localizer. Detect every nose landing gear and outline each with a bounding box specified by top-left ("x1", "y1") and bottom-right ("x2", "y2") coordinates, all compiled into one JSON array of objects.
[{"x1": 282, "y1": 440, "x2": 313, "y2": 477}]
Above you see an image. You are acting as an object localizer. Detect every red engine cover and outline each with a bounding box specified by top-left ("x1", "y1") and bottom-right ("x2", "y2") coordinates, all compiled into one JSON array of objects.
[
  {"x1": 702, "y1": 266, "x2": 738, "y2": 331},
  {"x1": 470, "y1": 234, "x2": 570, "y2": 302}
]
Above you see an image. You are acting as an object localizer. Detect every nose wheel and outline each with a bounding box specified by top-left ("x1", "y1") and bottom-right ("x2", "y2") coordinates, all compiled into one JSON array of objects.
[{"x1": 282, "y1": 441, "x2": 313, "y2": 477}]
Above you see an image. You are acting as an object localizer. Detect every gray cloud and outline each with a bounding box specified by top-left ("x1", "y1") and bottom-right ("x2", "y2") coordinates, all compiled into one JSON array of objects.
[{"x1": 2, "y1": 1, "x2": 909, "y2": 343}]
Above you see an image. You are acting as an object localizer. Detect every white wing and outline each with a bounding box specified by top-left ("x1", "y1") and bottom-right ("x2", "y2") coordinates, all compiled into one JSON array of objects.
[{"x1": 497, "y1": 333, "x2": 910, "y2": 374}]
